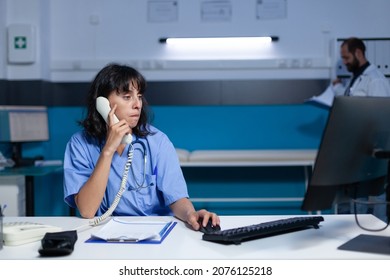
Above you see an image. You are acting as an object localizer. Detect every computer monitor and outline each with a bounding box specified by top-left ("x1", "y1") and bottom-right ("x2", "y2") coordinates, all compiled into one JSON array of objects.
[
  {"x1": 0, "y1": 106, "x2": 49, "y2": 166},
  {"x1": 301, "y1": 96, "x2": 390, "y2": 212}
]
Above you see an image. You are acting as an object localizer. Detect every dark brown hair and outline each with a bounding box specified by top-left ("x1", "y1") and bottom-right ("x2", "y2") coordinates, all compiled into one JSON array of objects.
[
  {"x1": 342, "y1": 37, "x2": 366, "y2": 55},
  {"x1": 80, "y1": 63, "x2": 152, "y2": 141}
]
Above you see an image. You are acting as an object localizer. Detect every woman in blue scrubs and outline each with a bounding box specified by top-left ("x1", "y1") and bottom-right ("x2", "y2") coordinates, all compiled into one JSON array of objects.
[{"x1": 63, "y1": 63, "x2": 219, "y2": 231}]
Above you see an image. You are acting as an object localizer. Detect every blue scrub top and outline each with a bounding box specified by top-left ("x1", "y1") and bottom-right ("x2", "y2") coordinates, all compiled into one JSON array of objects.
[{"x1": 63, "y1": 125, "x2": 188, "y2": 217}]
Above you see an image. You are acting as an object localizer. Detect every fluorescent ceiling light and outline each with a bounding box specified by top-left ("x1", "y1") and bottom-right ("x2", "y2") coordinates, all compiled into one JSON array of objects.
[{"x1": 159, "y1": 36, "x2": 278, "y2": 47}]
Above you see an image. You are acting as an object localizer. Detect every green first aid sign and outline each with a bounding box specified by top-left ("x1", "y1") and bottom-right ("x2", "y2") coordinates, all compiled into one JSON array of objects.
[
  {"x1": 14, "y1": 36, "x2": 27, "y2": 49},
  {"x1": 8, "y1": 24, "x2": 36, "y2": 63}
]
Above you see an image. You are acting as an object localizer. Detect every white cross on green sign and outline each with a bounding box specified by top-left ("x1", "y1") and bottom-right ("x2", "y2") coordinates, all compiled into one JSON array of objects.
[{"x1": 14, "y1": 36, "x2": 27, "y2": 49}]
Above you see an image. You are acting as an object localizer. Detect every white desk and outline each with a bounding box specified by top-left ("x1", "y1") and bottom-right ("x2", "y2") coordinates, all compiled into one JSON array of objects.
[{"x1": 1, "y1": 214, "x2": 390, "y2": 260}]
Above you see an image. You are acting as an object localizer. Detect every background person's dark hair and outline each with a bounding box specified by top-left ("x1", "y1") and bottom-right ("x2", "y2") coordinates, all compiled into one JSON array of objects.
[
  {"x1": 342, "y1": 37, "x2": 366, "y2": 56},
  {"x1": 80, "y1": 63, "x2": 152, "y2": 142}
]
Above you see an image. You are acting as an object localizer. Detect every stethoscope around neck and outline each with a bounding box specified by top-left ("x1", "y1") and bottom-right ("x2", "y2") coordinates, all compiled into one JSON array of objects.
[{"x1": 128, "y1": 137, "x2": 150, "y2": 191}]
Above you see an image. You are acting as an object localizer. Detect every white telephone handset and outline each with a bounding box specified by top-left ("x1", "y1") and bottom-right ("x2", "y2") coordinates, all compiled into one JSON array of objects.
[{"x1": 96, "y1": 96, "x2": 132, "y2": 144}]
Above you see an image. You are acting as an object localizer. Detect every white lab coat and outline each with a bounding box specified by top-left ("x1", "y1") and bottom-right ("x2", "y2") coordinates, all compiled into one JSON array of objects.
[{"x1": 333, "y1": 64, "x2": 390, "y2": 97}]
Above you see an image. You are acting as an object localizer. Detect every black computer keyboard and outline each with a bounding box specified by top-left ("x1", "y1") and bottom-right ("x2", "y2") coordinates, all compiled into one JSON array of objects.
[{"x1": 202, "y1": 216, "x2": 324, "y2": 245}]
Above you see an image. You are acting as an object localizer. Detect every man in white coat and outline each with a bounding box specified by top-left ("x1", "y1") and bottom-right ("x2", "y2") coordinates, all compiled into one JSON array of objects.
[
  {"x1": 307, "y1": 37, "x2": 390, "y2": 106},
  {"x1": 332, "y1": 37, "x2": 390, "y2": 97}
]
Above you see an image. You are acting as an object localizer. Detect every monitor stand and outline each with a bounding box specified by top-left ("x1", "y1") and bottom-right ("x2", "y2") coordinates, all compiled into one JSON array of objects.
[
  {"x1": 11, "y1": 142, "x2": 43, "y2": 167},
  {"x1": 338, "y1": 234, "x2": 390, "y2": 255},
  {"x1": 338, "y1": 158, "x2": 390, "y2": 255}
]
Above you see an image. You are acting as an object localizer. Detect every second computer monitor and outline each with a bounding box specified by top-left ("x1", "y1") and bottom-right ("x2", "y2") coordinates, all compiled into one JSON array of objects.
[{"x1": 301, "y1": 96, "x2": 390, "y2": 212}]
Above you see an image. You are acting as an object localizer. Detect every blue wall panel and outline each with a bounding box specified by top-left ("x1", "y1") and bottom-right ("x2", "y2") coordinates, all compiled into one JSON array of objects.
[{"x1": 151, "y1": 104, "x2": 328, "y2": 150}]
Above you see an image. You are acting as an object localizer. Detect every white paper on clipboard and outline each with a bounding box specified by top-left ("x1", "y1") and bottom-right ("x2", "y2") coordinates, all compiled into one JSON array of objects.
[{"x1": 91, "y1": 218, "x2": 174, "y2": 242}]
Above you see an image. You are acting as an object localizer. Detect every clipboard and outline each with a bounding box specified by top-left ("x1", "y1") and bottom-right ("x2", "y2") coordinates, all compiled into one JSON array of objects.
[{"x1": 86, "y1": 218, "x2": 177, "y2": 244}]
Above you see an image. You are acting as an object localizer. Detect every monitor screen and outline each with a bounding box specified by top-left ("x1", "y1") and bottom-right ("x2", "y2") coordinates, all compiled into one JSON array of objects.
[
  {"x1": 0, "y1": 106, "x2": 49, "y2": 166},
  {"x1": 0, "y1": 106, "x2": 49, "y2": 142},
  {"x1": 301, "y1": 96, "x2": 390, "y2": 211}
]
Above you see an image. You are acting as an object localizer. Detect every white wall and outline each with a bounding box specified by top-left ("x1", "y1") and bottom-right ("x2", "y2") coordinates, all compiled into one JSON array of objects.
[{"x1": 2, "y1": 0, "x2": 390, "y2": 81}]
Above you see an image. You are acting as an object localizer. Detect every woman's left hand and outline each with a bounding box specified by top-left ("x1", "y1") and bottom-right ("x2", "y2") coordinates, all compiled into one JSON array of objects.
[{"x1": 187, "y1": 209, "x2": 220, "y2": 231}]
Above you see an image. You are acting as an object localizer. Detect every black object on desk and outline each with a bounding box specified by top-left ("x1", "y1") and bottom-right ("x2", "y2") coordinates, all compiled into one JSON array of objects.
[
  {"x1": 0, "y1": 165, "x2": 63, "y2": 216},
  {"x1": 202, "y1": 216, "x2": 324, "y2": 245},
  {"x1": 199, "y1": 218, "x2": 221, "y2": 234},
  {"x1": 338, "y1": 234, "x2": 390, "y2": 255},
  {"x1": 39, "y1": 230, "x2": 78, "y2": 257}
]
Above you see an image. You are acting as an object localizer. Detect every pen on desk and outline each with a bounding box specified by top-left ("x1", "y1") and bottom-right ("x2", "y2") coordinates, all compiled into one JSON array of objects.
[{"x1": 107, "y1": 237, "x2": 139, "y2": 243}]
